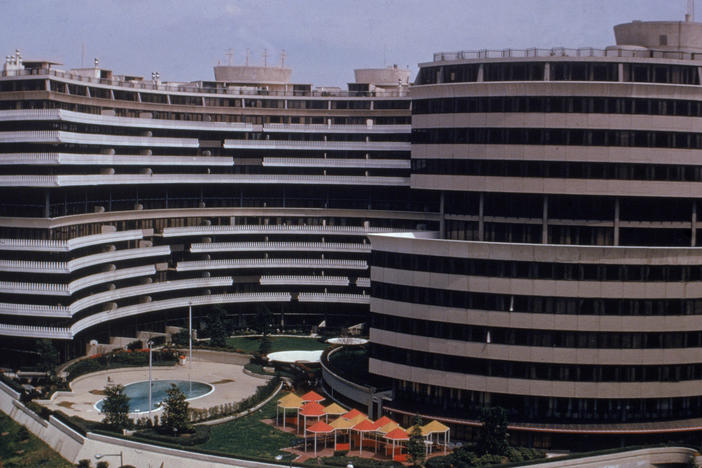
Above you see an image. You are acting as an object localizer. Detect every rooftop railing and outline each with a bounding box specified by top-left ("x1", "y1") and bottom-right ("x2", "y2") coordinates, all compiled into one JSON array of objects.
[
  {"x1": 0, "y1": 68, "x2": 409, "y2": 98},
  {"x1": 433, "y1": 46, "x2": 702, "y2": 62}
]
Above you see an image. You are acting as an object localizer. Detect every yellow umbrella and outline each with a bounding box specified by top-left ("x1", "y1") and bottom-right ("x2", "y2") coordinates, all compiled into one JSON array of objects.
[{"x1": 276, "y1": 393, "x2": 303, "y2": 430}]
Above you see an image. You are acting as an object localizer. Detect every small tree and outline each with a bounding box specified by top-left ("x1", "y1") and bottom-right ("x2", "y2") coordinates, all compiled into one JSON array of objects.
[
  {"x1": 36, "y1": 339, "x2": 59, "y2": 375},
  {"x1": 206, "y1": 310, "x2": 228, "y2": 347},
  {"x1": 161, "y1": 384, "x2": 191, "y2": 434},
  {"x1": 258, "y1": 334, "x2": 272, "y2": 356},
  {"x1": 126, "y1": 340, "x2": 143, "y2": 351},
  {"x1": 476, "y1": 406, "x2": 509, "y2": 456},
  {"x1": 407, "y1": 413, "x2": 425, "y2": 467},
  {"x1": 101, "y1": 384, "x2": 130, "y2": 430}
]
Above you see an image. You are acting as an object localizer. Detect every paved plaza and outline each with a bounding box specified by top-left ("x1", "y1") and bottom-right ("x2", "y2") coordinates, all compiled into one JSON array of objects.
[{"x1": 41, "y1": 353, "x2": 266, "y2": 422}]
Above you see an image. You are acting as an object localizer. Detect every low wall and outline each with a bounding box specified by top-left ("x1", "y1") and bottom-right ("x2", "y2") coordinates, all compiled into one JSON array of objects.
[
  {"x1": 320, "y1": 347, "x2": 373, "y2": 410},
  {"x1": 0, "y1": 380, "x2": 85, "y2": 462},
  {"x1": 528, "y1": 446, "x2": 698, "y2": 468}
]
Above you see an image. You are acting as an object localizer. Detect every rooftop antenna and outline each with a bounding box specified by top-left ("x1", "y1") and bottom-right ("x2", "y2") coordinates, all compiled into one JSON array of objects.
[
  {"x1": 263, "y1": 48, "x2": 268, "y2": 67},
  {"x1": 245, "y1": 48, "x2": 250, "y2": 66},
  {"x1": 280, "y1": 49, "x2": 286, "y2": 68},
  {"x1": 225, "y1": 48, "x2": 234, "y2": 65},
  {"x1": 686, "y1": 0, "x2": 695, "y2": 21}
]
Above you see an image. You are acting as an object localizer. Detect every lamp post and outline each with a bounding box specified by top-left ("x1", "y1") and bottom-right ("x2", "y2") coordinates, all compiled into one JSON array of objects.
[
  {"x1": 95, "y1": 452, "x2": 123, "y2": 467},
  {"x1": 188, "y1": 302, "x2": 192, "y2": 395},
  {"x1": 147, "y1": 339, "x2": 153, "y2": 418}
]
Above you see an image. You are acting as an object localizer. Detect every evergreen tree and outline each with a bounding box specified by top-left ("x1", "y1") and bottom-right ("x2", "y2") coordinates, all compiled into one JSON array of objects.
[
  {"x1": 36, "y1": 339, "x2": 59, "y2": 375},
  {"x1": 161, "y1": 384, "x2": 191, "y2": 434},
  {"x1": 101, "y1": 384, "x2": 130, "y2": 430},
  {"x1": 477, "y1": 406, "x2": 510, "y2": 456},
  {"x1": 206, "y1": 309, "x2": 228, "y2": 347},
  {"x1": 407, "y1": 413, "x2": 425, "y2": 467}
]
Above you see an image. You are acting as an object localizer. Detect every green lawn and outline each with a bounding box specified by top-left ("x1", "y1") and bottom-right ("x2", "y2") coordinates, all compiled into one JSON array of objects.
[
  {"x1": 196, "y1": 399, "x2": 297, "y2": 461},
  {"x1": 226, "y1": 336, "x2": 329, "y2": 354},
  {"x1": 0, "y1": 412, "x2": 73, "y2": 468}
]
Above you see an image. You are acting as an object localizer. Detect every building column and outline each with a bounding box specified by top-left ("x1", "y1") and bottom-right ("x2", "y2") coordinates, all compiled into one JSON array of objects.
[
  {"x1": 478, "y1": 193, "x2": 485, "y2": 241},
  {"x1": 542, "y1": 195, "x2": 548, "y2": 244},
  {"x1": 692, "y1": 201, "x2": 697, "y2": 247},
  {"x1": 613, "y1": 198, "x2": 620, "y2": 246},
  {"x1": 439, "y1": 191, "x2": 445, "y2": 239},
  {"x1": 44, "y1": 190, "x2": 50, "y2": 218}
]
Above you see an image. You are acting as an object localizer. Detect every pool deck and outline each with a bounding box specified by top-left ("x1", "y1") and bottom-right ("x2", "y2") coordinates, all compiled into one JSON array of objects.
[{"x1": 39, "y1": 355, "x2": 266, "y2": 422}]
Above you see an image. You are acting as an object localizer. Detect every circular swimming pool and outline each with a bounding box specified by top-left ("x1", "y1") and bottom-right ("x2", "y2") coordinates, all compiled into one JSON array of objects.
[{"x1": 96, "y1": 380, "x2": 213, "y2": 414}]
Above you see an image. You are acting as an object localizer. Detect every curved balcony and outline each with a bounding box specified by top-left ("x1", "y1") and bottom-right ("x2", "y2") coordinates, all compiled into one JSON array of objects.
[
  {"x1": 410, "y1": 174, "x2": 702, "y2": 199},
  {"x1": 163, "y1": 224, "x2": 397, "y2": 238},
  {"x1": 0, "y1": 173, "x2": 409, "y2": 188},
  {"x1": 0, "y1": 153, "x2": 234, "y2": 167},
  {"x1": 176, "y1": 258, "x2": 367, "y2": 272},
  {"x1": 0, "y1": 130, "x2": 199, "y2": 147},
  {"x1": 0, "y1": 109, "x2": 252, "y2": 132},
  {"x1": 259, "y1": 275, "x2": 350, "y2": 286},
  {"x1": 0, "y1": 323, "x2": 71, "y2": 339},
  {"x1": 224, "y1": 139, "x2": 409, "y2": 152},
  {"x1": 67, "y1": 276, "x2": 233, "y2": 314},
  {"x1": 262, "y1": 123, "x2": 410, "y2": 134},
  {"x1": 69, "y1": 292, "x2": 292, "y2": 336},
  {"x1": 298, "y1": 292, "x2": 370, "y2": 304},
  {"x1": 356, "y1": 277, "x2": 371, "y2": 287},
  {"x1": 262, "y1": 157, "x2": 410, "y2": 169},
  {"x1": 0, "y1": 302, "x2": 69, "y2": 318},
  {"x1": 0, "y1": 229, "x2": 144, "y2": 252},
  {"x1": 190, "y1": 241, "x2": 371, "y2": 253},
  {"x1": 0, "y1": 246, "x2": 169, "y2": 273}
]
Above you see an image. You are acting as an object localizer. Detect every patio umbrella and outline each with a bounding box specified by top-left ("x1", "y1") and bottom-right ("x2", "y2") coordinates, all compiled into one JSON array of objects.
[
  {"x1": 342, "y1": 408, "x2": 365, "y2": 420},
  {"x1": 276, "y1": 393, "x2": 303, "y2": 430},
  {"x1": 384, "y1": 427, "x2": 409, "y2": 461},
  {"x1": 329, "y1": 416, "x2": 356, "y2": 450},
  {"x1": 323, "y1": 402, "x2": 347, "y2": 422},
  {"x1": 352, "y1": 418, "x2": 377, "y2": 455},
  {"x1": 306, "y1": 420, "x2": 334, "y2": 456},
  {"x1": 422, "y1": 420, "x2": 451, "y2": 453},
  {"x1": 301, "y1": 390, "x2": 325, "y2": 403},
  {"x1": 299, "y1": 401, "x2": 326, "y2": 436}
]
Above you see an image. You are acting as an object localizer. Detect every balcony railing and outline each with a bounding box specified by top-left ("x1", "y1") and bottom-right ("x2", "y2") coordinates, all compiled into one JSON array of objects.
[
  {"x1": 298, "y1": 292, "x2": 370, "y2": 304},
  {"x1": 433, "y1": 46, "x2": 702, "y2": 62},
  {"x1": 0, "y1": 130, "x2": 199, "y2": 147},
  {"x1": 259, "y1": 275, "x2": 350, "y2": 286},
  {"x1": 0, "y1": 173, "x2": 410, "y2": 188},
  {"x1": 0, "y1": 230, "x2": 144, "y2": 252},
  {"x1": 69, "y1": 292, "x2": 292, "y2": 336},
  {"x1": 163, "y1": 224, "x2": 397, "y2": 237},
  {"x1": 0, "y1": 246, "x2": 169, "y2": 273},
  {"x1": 0, "y1": 152, "x2": 234, "y2": 167},
  {"x1": 223, "y1": 139, "x2": 409, "y2": 151},
  {"x1": 176, "y1": 258, "x2": 367, "y2": 272},
  {"x1": 190, "y1": 241, "x2": 371, "y2": 253},
  {"x1": 262, "y1": 157, "x2": 410, "y2": 169}
]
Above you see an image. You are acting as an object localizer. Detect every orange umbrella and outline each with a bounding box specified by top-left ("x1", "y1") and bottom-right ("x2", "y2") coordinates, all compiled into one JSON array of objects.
[
  {"x1": 301, "y1": 390, "x2": 325, "y2": 402},
  {"x1": 353, "y1": 418, "x2": 377, "y2": 455},
  {"x1": 342, "y1": 408, "x2": 365, "y2": 420},
  {"x1": 299, "y1": 401, "x2": 326, "y2": 433},
  {"x1": 384, "y1": 427, "x2": 409, "y2": 460},
  {"x1": 306, "y1": 420, "x2": 334, "y2": 456}
]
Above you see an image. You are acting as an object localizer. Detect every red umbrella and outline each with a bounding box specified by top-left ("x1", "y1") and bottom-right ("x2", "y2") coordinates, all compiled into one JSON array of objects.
[
  {"x1": 306, "y1": 420, "x2": 334, "y2": 456},
  {"x1": 301, "y1": 390, "x2": 325, "y2": 402},
  {"x1": 353, "y1": 418, "x2": 377, "y2": 455}
]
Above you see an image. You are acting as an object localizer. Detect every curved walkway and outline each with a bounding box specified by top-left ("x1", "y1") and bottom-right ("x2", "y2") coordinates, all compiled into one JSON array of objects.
[{"x1": 41, "y1": 357, "x2": 262, "y2": 422}]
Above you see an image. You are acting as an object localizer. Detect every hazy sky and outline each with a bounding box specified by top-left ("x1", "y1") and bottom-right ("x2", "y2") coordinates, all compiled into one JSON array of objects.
[{"x1": 0, "y1": 0, "x2": 687, "y2": 87}]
